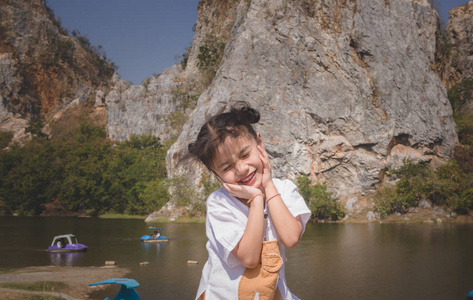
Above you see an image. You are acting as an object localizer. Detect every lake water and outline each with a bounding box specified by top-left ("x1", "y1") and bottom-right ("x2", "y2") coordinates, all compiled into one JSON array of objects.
[{"x1": 0, "y1": 216, "x2": 472, "y2": 299}]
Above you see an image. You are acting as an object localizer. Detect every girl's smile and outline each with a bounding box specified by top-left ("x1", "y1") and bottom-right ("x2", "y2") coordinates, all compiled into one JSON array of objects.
[{"x1": 239, "y1": 170, "x2": 256, "y2": 186}]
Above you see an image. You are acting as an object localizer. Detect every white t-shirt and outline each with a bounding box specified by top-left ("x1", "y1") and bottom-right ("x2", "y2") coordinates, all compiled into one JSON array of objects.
[{"x1": 196, "y1": 178, "x2": 311, "y2": 300}]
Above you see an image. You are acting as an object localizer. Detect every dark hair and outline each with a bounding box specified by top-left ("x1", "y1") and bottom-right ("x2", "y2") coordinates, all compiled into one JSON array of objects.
[{"x1": 184, "y1": 101, "x2": 260, "y2": 170}]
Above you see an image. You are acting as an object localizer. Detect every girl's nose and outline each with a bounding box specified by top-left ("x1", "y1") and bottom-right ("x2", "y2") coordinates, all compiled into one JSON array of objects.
[{"x1": 235, "y1": 161, "x2": 248, "y2": 175}]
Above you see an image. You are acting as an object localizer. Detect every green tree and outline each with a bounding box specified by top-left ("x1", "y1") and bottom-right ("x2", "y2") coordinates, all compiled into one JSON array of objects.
[{"x1": 296, "y1": 174, "x2": 345, "y2": 221}]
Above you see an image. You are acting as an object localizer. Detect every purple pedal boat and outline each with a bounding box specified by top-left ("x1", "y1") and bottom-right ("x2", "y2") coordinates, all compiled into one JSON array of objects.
[{"x1": 48, "y1": 234, "x2": 88, "y2": 253}]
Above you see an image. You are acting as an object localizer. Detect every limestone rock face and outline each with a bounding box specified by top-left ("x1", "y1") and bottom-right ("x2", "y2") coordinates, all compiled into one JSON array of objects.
[
  {"x1": 104, "y1": 0, "x2": 243, "y2": 142},
  {"x1": 105, "y1": 67, "x2": 190, "y2": 141},
  {"x1": 439, "y1": 0, "x2": 473, "y2": 89},
  {"x1": 0, "y1": 0, "x2": 113, "y2": 142},
  {"x1": 167, "y1": 0, "x2": 458, "y2": 197}
]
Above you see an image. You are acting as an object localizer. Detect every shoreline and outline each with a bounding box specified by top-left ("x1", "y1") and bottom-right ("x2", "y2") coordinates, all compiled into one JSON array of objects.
[
  {"x1": 1, "y1": 210, "x2": 472, "y2": 224},
  {"x1": 0, "y1": 265, "x2": 130, "y2": 299}
]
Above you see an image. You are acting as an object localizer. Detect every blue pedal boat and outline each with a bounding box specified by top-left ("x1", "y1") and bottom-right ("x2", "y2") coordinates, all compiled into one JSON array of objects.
[
  {"x1": 140, "y1": 227, "x2": 169, "y2": 243},
  {"x1": 48, "y1": 234, "x2": 88, "y2": 252},
  {"x1": 89, "y1": 278, "x2": 140, "y2": 300}
]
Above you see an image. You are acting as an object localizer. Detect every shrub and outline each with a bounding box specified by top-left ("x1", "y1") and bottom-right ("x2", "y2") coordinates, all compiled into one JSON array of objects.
[
  {"x1": 389, "y1": 160, "x2": 433, "y2": 211},
  {"x1": 180, "y1": 46, "x2": 190, "y2": 70},
  {"x1": 25, "y1": 117, "x2": 48, "y2": 139},
  {"x1": 374, "y1": 159, "x2": 473, "y2": 218},
  {"x1": 455, "y1": 113, "x2": 473, "y2": 149},
  {"x1": 374, "y1": 160, "x2": 436, "y2": 216},
  {"x1": 373, "y1": 184, "x2": 397, "y2": 219},
  {"x1": 447, "y1": 77, "x2": 473, "y2": 113},
  {"x1": 168, "y1": 176, "x2": 199, "y2": 208},
  {"x1": 0, "y1": 131, "x2": 13, "y2": 149},
  {"x1": 197, "y1": 34, "x2": 225, "y2": 86},
  {"x1": 55, "y1": 37, "x2": 75, "y2": 65},
  {"x1": 296, "y1": 174, "x2": 345, "y2": 221}
]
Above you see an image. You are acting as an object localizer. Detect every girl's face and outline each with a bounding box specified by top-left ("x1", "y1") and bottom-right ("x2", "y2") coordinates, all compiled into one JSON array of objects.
[{"x1": 211, "y1": 134, "x2": 263, "y2": 190}]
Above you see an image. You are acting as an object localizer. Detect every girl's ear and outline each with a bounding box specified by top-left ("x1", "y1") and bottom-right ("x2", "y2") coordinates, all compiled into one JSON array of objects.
[{"x1": 257, "y1": 132, "x2": 263, "y2": 145}]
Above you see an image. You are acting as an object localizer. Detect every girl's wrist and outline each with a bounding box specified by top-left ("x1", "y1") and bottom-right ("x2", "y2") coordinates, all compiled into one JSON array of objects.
[
  {"x1": 263, "y1": 181, "x2": 276, "y2": 193},
  {"x1": 263, "y1": 183, "x2": 279, "y2": 199},
  {"x1": 266, "y1": 193, "x2": 280, "y2": 204},
  {"x1": 262, "y1": 178, "x2": 274, "y2": 189},
  {"x1": 247, "y1": 193, "x2": 263, "y2": 205}
]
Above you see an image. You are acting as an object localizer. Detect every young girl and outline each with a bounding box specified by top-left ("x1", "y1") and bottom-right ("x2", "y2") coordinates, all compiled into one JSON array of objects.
[{"x1": 185, "y1": 102, "x2": 311, "y2": 300}]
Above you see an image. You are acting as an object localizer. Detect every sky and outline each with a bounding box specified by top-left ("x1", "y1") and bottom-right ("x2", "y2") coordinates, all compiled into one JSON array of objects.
[{"x1": 46, "y1": 0, "x2": 469, "y2": 85}]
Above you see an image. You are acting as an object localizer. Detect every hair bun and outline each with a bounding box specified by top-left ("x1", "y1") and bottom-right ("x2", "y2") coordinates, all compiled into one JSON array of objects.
[{"x1": 230, "y1": 101, "x2": 260, "y2": 125}]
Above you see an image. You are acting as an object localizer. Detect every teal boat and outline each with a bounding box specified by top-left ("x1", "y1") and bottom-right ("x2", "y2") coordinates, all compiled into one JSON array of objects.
[
  {"x1": 89, "y1": 278, "x2": 140, "y2": 300},
  {"x1": 140, "y1": 227, "x2": 169, "y2": 243}
]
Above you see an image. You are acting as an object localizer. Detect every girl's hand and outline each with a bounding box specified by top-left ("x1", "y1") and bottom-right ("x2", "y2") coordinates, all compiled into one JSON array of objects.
[
  {"x1": 257, "y1": 143, "x2": 273, "y2": 189},
  {"x1": 222, "y1": 181, "x2": 262, "y2": 201}
]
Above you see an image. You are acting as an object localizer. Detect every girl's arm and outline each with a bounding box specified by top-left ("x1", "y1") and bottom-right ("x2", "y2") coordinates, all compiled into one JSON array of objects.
[
  {"x1": 264, "y1": 183, "x2": 302, "y2": 248},
  {"x1": 221, "y1": 181, "x2": 265, "y2": 268},
  {"x1": 230, "y1": 194, "x2": 265, "y2": 268},
  {"x1": 257, "y1": 143, "x2": 303, "y2": 248}
]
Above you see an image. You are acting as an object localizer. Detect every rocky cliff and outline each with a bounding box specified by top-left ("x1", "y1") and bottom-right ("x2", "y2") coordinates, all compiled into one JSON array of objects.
[
  {"x1": 0, "y1": 0, "x2": 114, "y2": 142},
  {"x1": 104, "y1": 0, "x2": 242, "y2": 142},
  {"x1": 0, "y1": 0, "x2": 462, "y2": 201},
  {"x1": 166, "y1": 0, "x2": 458, "y2": 197},
  {"x1": 437, "y1": 0, "x2": 473, "y2": 118},
  {"x1": 438, "y1": 0, "x2": 473, "y2": 89}
]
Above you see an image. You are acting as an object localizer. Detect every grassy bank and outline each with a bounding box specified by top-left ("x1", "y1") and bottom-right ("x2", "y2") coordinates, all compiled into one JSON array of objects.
[
  {"x1": 99, "y1": 213, "x2": 146, "y2": 219},
  {"x1": 0, "y1": 281, "x2": 68, "y2": 293}
]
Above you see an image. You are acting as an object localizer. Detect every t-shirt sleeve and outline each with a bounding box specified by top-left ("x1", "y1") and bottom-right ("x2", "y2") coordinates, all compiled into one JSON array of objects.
[
  {"x1": 206, "y1": 190, "x2": 246, "y2": 268},
  {"x1": 280, "y1": 179, "x2": 311, "y2": 234}
]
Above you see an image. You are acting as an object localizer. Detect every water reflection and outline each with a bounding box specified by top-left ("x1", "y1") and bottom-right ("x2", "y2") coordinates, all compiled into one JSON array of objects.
[
  {"x1": 48, "y1": 251, "x2": 86, "y2": 266},
  {"x1": 140, "y1": 241, "x2": 168, "y2": 255}
]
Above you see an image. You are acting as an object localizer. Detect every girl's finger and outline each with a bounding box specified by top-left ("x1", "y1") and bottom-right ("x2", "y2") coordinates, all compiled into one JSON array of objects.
[
  {"x1": 221, "y1": 181, "x2": 230, "y2": 191},
  {"x1": 257, "y1": 145, "x2": 267, "y2": 160}
]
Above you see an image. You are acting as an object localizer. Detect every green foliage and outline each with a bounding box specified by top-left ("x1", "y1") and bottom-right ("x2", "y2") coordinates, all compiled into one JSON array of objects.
[
  {"x1": 180, "y1": 46, "x2": 190, "y2": 70},
  {"x1": 448, "y1": 77, "x2": 473, "y2": 113},
  {"x1": 0, "y1": 119, "x2": 169, "y2": 216},
  {"x1": 0, "y1": 281, "x2": 68, "y2": 292},
  {"x1": 296, "y1": 174, "x2": 345, "y2": 221},
  {"x1": 25, "y1": 118, "x2": 48, "y2": 139},
  {"x1": 201, "y1": 172, "x2": 220, "y2": 199},
  {"x1": 165, "y1": 111, "x2": 187, "y2": 131},
  {"x1": 197, "y1": 34, "x2": 225, "y2": 86},
  {"x1": 29, "y1": 296, "x2": 64, "y2": 300},
  {"x1": 169, "y1": 176, "x2": 198, "y2": 208},
  {"x1": 198, "y1": 172, "x2": 221, "y2": 214},
  {"x1": 391, "y1": 160, "x2": 434, "y2": 211},
  {"x1": 0, "y1": 131, "x2": 13, "y2": 149},
  {"x1": 166, "y1": 173, "x2": 219, "y2": 217},
  {"x1": 372, "y1": 184, "x2": 397, "y2": 219},
  {"x1": 54, "y1": 38, "x2": 74, "y2": 65},
  {"x1": 171, "y1": 86, "x2": 200, "y2": 110},
  {"x1": 455, "y1": 113, "x2": 473, "y2": 149},
  {"x1": 448, "y1": 77, "x2": 473, "y2": 154},
  {"x1": 374, "y1": 159, "x2": 473, "y2": 218},
  {"x1": 139, "y1": 179, "x2": 170, "y2": 213}
]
